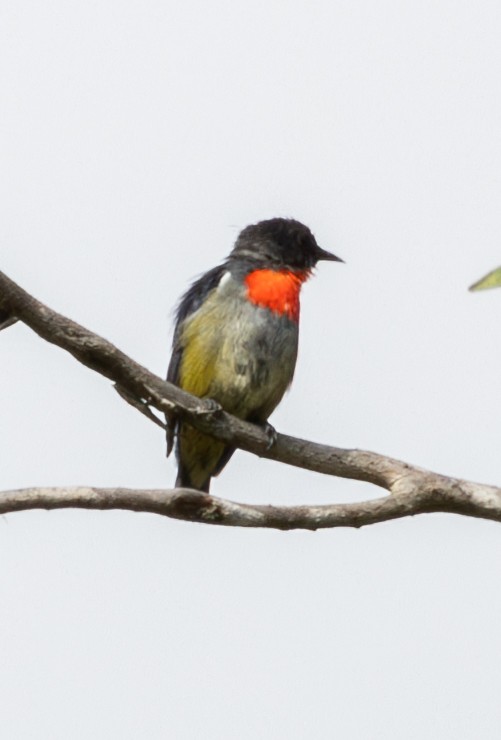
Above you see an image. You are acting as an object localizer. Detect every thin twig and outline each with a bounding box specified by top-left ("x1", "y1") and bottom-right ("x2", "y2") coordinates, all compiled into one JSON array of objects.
[{"x1": 114, "y1": 384, "x2": 167, "y2": 430}]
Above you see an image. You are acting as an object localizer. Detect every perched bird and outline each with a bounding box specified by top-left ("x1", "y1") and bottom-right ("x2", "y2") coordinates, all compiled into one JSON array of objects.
[{"x1": 166, "y1": 217, "x2": 343, "y2": 492}]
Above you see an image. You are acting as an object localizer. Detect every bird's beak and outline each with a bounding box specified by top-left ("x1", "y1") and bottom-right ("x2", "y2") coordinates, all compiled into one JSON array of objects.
[{"x1": 315, "y1": 246, "x2": 344, "y2": 263}]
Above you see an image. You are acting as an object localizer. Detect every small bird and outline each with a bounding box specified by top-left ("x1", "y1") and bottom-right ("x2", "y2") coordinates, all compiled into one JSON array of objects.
[{"x1": 166, "y1": 217, "x2": 343, "y2": 492}]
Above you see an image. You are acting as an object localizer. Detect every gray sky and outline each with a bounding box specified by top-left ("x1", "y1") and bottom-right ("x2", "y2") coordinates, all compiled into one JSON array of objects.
[{"x1": 2, "y1": 1, "x2": 501, "y2": 737}]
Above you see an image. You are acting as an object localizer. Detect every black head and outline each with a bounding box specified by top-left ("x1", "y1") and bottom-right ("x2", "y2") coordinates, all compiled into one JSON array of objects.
[{"x1": 229, "y1": 218, "x2": 343, "y2": 271}]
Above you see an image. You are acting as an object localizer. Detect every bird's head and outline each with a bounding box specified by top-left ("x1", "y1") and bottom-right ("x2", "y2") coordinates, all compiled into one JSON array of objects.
[{"x1": 229, "y1": 218, "x2": 343, "y2": 272}]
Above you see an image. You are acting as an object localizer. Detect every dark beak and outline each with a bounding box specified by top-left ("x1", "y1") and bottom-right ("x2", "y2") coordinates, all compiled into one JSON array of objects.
[{"x1": 315, "y1": 246, "x2": 344, "y2": 263}]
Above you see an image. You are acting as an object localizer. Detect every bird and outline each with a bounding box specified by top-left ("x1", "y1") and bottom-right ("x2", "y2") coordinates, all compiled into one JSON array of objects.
[{"x1": 166, "y1": 217, "x2": 343, "y2": 492}]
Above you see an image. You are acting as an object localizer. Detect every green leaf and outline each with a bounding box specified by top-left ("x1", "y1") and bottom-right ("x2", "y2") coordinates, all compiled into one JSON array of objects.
[{"x1": 469, "y1": 267, "x2": 501, "y2": 291}]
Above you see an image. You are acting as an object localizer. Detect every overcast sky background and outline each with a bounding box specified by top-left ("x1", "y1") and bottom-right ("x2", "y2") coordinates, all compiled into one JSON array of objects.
[{"x1": 2, "y1": 1, "x2": 501, "y2": 738}]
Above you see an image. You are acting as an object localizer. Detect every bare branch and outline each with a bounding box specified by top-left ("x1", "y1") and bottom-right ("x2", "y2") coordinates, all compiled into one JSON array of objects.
[
  {"x1": 1, "y1": 268, "x2": 500, "y2": 529},
  {"x1": 1, "y1": 481, "x2": 501, "y2": 529}
]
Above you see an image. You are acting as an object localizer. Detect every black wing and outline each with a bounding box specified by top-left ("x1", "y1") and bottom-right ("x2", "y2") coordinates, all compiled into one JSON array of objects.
[{"x1": 166, "y1": 263, "x2": 227, "y2": 456}]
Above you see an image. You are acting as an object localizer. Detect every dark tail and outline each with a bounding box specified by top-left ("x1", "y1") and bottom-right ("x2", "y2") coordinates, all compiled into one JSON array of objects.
[
  {"x1": 174, "y1": 446, "x2": 236, "y2": 493},
  {"x1": 175, "y1": 464, "x2": 211, "y2": 493}
]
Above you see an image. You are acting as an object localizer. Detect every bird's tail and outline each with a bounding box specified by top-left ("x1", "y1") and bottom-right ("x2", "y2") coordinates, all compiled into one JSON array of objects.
[
  {"x1": 174, "y1": 426, "x2": 237, "y2": 493},
  {"x1": 175, "y1": 464, "x2": 211, "y2": 493}
]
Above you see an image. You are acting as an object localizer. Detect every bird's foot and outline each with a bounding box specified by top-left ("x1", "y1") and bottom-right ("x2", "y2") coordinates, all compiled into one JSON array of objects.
[
  {"x1": 195, "y1": 398, "x2": 223, "y2": 418},
  {"x1": 261, "y1": 421, "x2": 278, "y2": 450}
]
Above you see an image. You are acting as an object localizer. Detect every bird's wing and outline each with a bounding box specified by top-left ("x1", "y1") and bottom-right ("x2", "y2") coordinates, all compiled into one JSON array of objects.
[{"x1": 166, "y1": 263, "x2": 226, "y2": 456}]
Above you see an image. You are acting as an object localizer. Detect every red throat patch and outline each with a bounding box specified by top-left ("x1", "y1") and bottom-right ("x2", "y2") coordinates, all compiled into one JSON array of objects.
[{"x1": 244, "y1": 269, "x2": 311, "y2": 322}]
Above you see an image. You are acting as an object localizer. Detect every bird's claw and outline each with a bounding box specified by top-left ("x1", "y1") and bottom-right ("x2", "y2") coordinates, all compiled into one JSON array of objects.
[
  {"x1": 195, "y1": 398, "x2": 223, "y2": 417},
  {"x1": 262, "y1": 422, "x2": 277, "y2": 450}
]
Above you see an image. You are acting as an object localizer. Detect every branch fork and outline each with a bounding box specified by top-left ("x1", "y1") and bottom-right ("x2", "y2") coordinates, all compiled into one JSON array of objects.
[{"x1": 1, "y1": 269, "x2": 500, "y2": 530}]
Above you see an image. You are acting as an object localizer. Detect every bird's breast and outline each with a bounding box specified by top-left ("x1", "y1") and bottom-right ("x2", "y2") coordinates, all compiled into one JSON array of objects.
[
  {"x1": 179, "y1": 274, "x2": 299, "y2": 419},
  {"x1": 244, "y1": 268, "x2": 310, "y2": 322}
]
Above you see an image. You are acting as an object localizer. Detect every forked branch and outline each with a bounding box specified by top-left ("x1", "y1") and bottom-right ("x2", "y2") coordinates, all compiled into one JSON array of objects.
[{"x1": 1, "y1": 269, "x2": 500, "y2": 530}]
